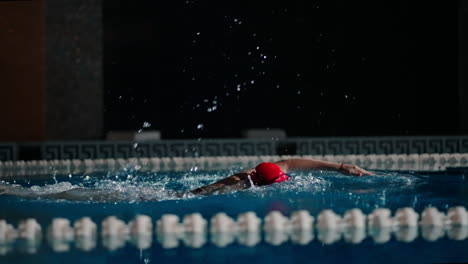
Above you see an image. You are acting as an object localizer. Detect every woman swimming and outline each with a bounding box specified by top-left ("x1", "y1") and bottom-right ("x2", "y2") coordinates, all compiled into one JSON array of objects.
[{"x1": 0, "y1": 158, "x2": 373, "y2": 201}]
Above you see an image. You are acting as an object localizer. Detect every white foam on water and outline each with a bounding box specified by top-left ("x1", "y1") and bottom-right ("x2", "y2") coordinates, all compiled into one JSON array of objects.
[
  {"x1": 30, "y1": 182, "x2": 78, "y2": 194},
  {"x1": 0, "y1": 170, "x2": 421, "y2": 203}
]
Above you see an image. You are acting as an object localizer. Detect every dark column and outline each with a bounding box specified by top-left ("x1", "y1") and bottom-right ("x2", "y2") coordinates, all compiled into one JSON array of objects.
[
  {"x1": 0, "y1": 0, "x2": 46, "y2": 142},
  {"x1": 45, "y1": 0, "x2": 104, "y2": 140},
  {"x1": 460, "y1": 0, "x2": 468, "y2": 132}
]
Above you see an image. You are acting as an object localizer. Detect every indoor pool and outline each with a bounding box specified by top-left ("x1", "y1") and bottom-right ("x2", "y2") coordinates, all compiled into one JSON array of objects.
[{"x1": 0, "y1": 163, "x2": 467, "y2": 264}]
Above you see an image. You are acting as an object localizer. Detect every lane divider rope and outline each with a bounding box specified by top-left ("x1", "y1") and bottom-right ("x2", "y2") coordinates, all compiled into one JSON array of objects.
[
  {"x1": 1, "y1": 154, "x2": 468, "y2": 178},
  {"x1": 0, "y1": 206, "x2": 467, "y2": 254}
]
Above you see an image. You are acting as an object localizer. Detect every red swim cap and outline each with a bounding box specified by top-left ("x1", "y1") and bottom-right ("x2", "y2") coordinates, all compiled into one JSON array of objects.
[{"x1": 250, "y1": 162, "x2": 290, "y2": 186}]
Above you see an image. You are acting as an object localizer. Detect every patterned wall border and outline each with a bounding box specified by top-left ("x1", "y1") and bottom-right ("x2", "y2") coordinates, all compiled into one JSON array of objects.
[
  {"x1": 39, "y1": 139, "x2": 277, "y2": 160},
  {"x1": 0, "y1": 144, "x2": 16, "y2": 161},
  {"x1": 287, "y1": 136, "x2": 468, "y2": 155},
  {"x1": 2, "y1": 136, "x2": 468, "y2": 161}
]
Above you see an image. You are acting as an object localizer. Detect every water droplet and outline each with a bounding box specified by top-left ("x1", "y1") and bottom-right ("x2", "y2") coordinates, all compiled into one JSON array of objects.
[
  {"x1": 137, "y1": 129, "x2": 143, "y2": 133},
  {"x1": 344, "y1": 94, "x2": 348, "y2": 99},
  {"x1": 197, "y1": 124, "x2": 204, "y2": 129},
  {"x1": 118, "y1": 96, "x2": 122, "y2": 100},
  {"x1": 297, "y1": 91, "x2": 301, "y2": 95},
  {"x1": 250, "y1": 80, "x2": 255, "y2": 84},
  {"x1": 143, "y1": 122, "x2": 151, "y2": 128},
  {"x1": 196, "y1": 32, "x2": 200, "y2": 35},
  {"x1": 256, "y1": 46, "x2": 260, "y2": 50}
]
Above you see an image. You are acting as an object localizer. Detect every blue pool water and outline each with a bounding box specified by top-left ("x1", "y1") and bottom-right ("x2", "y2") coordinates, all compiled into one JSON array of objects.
[{"x1": 0, "y1": 168, "x2": 467, "y2": 263}]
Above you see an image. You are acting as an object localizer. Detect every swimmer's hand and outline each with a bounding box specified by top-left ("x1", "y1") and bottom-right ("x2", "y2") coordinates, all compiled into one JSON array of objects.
[{"x1": 339, "y1": 164, "x2": 374, "y2": 176}]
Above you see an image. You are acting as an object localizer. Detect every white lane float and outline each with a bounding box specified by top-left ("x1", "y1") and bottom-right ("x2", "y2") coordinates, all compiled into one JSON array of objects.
[
  {"x1": 420, "y1": 207, "x2": 445, "y2": 227},
  {"x1": 394, "y1": 207, "x2": 419, "y2": 227},
  {"x1": 183, "y1": 213, "x2": 207, "y2": 233},
  {"x1": 368, "y1": 208, "x2": 393, "y2": 228},
  {"x1": 264, "y1": 211, "x2": 289, "y2": 232},
  {"x1": 290, "y1": 210, "x2": 314, "y2": 231},
  {"x1": 156, "y1": 214, "x2": 181, "y2": 233},
  {"x1": 237, "y1": 212, "x2": 261, "y2": 233},
  {"x1": 0, "y1": 220, "x2": 17, "y2": 243}
]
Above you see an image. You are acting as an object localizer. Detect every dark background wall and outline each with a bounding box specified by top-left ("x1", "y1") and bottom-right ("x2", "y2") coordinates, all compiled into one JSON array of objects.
[
  {"x1": 0, "y1": 0, "x2": 103, "y2": 142},
  {"x1": 0, "y1": 0, "x2": 46, "y2": 141},
  {"x1": 460, "y1": 0, "x2": 468, "y2": 132},
  {"x1": 0, "y1": 0, "x2": 465, "y2": 142},
  {"x1": 104, "y1": 0, "x2": 461, "y2": 139},
  {"x1": 45, "y1": 0, "x2": 103, "y2": 140}
]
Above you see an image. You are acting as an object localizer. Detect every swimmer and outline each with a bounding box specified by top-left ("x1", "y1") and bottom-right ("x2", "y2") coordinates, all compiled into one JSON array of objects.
[
  {"x1": 189, "y1": 158, "x2": 374, "y2": 196},
  {"x1": 0, "y1": 159, "x2": 373, "y2": 201}
]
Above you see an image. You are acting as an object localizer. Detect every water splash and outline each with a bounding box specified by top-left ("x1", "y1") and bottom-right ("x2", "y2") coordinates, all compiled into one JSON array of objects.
[{"x1": 0, "y1": 170, "x2": 421, "y2": 204}]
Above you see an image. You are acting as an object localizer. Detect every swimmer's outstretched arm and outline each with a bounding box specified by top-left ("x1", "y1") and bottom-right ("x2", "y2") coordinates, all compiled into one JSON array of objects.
[{"x1": 274, "y1": 159, "x2": 374, "y2": 176}]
